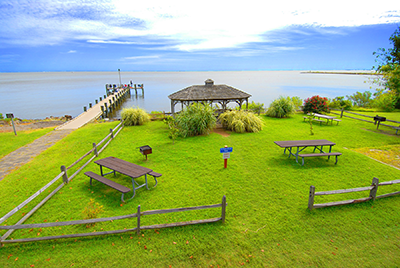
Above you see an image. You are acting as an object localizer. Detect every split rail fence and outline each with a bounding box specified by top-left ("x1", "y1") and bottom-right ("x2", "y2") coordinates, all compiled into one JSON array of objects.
[
  {"x1": 0, "y1": 196, "x2": 227, "y2": 245},
  {"x1": 0, "y1": 121, "x2": 124, "y2": 242},
  {"x1": 330, "y1": 108, "x2": 400, "y2": 134},
  {"x1": 308, "y1": 178, "x2": 400, "y2": 210}
]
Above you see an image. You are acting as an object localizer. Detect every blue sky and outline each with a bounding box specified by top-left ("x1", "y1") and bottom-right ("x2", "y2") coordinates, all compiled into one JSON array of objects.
[{"x1": 1, "y1": 0, "x2": 400, "y2": 72}]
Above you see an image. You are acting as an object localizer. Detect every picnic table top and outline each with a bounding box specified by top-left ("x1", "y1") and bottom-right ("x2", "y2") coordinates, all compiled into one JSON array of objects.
[
  {"x1": 313, "y1": 113, "x2": 335, "y2": 120},
  {"x1": 274, "y1": 139, "x2": 336, "y2": 148},
  {"x1": 94, "y1": 156, "x2": 152, "y2": 178}
]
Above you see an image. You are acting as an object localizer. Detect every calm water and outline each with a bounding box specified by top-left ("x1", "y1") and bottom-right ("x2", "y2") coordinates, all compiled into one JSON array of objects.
[{"x1": 0, "y1": 71, "x2": 377, "y2": 119}]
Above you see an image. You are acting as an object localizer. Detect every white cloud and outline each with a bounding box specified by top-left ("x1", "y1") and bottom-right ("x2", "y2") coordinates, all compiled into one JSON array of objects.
[
  {"x1": 67, "y1": 50, "x2": 77, "y2": 53},
  {"x1": 1, "y1": 0, "x2": 399, "y2": 50}
]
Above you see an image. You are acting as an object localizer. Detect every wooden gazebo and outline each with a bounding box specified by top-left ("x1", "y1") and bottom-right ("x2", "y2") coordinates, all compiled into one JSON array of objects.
[{"x1": 168, "y1": 79, "x2": 251, "y2": 114}]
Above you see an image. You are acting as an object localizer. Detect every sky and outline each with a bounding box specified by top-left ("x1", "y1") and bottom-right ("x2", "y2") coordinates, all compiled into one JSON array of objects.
[{"x1": 1, "y1": 0, "x2": 400, "y2": 72}]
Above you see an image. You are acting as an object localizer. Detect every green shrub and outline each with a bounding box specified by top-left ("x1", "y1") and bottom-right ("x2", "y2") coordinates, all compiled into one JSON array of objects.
[
  {"x1": 163, "y1": 116, "x2": 179, "y2": 143},
  {"x1": 373, "y1": 92, "x2": 397, "y2": 112},
  {"x1": 291, "y1": 96, "x2": 303, "y2": 110},
  {"x1": 219, "y1": 110, "x2": 263, "y2": 133},
  {"x1": 0, "y1": 113, "x2": 3, "y2": 120},
  {"x1": 175, "y1": 102, "x2": 216, "y2": 137},
  {"x1": 266, "y1": 96, "x2": 295, "y2": 118},
  {"x1": 303, "y1": 95, "x2": 328, "y2": 114},
  {"x1": 328, "y1": 96, "x2": 352, "y2": 109},
  {"x1": 121, "y1": 107, "x2": 150, "y2": 126}
]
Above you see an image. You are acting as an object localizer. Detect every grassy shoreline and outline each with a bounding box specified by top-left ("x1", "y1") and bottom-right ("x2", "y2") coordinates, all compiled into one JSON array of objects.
[{"x1": 1, "y1": 114, "x2": 399, "y2": 267}]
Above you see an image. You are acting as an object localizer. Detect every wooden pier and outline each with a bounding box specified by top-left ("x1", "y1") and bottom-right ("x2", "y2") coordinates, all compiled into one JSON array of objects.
[{"x1": 56, "y1": 87, "x2": 131, "y2": 130}]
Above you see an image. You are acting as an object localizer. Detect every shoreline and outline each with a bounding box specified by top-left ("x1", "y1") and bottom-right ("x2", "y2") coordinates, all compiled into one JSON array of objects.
[{"x1": 301, "y1": 70, "x2": 380, "y2": 75}]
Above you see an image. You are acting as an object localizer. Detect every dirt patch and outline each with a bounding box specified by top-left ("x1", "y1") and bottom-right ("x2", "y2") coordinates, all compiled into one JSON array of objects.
[
  {"x1": 212, "y1": 127, "x2": 231, "y2": 137},
  {"x1": 0, "y1": 120, "x2": 66, "y2": 133}
]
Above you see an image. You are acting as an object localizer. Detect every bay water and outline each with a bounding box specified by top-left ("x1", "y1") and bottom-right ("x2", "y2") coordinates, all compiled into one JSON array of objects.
[{"x1": 0, "y1": 71, "x2": 377, "y2": 119}]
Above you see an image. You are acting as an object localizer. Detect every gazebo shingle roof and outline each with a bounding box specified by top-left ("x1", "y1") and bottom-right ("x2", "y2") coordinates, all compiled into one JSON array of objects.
[{"x1": 168, "y1": 79, "x2": 251, "y2": 101}]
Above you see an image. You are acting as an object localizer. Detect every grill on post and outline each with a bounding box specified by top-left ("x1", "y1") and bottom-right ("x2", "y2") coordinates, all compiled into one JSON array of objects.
[
  {"x1": 138, "y1": 145, "x2": 152, "y2": 160},
  {"x1": 373, "y1": 115, "x2": 386, "y2": 130}
]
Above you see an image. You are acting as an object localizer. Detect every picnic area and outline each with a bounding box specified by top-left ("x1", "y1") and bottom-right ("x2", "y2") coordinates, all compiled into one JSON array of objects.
[{"x1": 1, "y1": 112, "x2": 400, "y2": 267}]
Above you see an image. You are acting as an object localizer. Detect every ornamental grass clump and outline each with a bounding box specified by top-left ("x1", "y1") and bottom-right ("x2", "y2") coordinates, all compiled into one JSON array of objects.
[
  {"x1": 219, "y1": 110, "x2": 263, "y2": 133},
  {"x1": 303, "y1": 95, "x2": 329, "y2": 114},
  {"x1": 266, "y1": 96, "x2": 296, "y2": 118},
  {"x1": 175, "y1": 102, "x2": 216, "y2": 137},
  {"x1": 121, "y1": 107, "x2": 151, "y2": 126}
]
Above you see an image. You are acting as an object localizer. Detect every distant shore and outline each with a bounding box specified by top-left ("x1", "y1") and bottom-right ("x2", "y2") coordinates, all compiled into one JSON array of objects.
[{"x1": 301, "y1": 70, "x2": 380, "y2": 75}]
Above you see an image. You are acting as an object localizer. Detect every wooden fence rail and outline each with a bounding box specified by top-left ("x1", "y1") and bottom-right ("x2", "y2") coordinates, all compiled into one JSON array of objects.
[
  {"x1": 0, "y1": 196, "x2": 227, "y2": 245},
  {"x1": 0, "y1": 121, "x2": 124, "y2": 241},
  {"x1": 330, "y1": 108, "x2": 400, "y2": 134},
  {"x1": 308, "y1": 178, "x2": 400, "y2": 210}
]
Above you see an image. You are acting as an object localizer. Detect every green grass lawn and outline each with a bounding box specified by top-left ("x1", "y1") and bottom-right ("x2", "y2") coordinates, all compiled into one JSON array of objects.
[
  {"x1": 1, "y1": 114, "x2": 400, "y2": 267},
  {"x1": 0, "y1": 128, "x2": 54, "y2": 159}
]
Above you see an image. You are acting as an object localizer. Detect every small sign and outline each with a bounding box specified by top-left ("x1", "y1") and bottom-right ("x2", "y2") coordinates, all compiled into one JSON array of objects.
[
  {"x1": 6, "y1": 113, "x2": 14, "y2": 119},
  {"x1": 220, "y1": 147, "x2": 233, "y2": 153},
  {"x1": 222, "y1": 153, "x2": 230, "y2": 159}
]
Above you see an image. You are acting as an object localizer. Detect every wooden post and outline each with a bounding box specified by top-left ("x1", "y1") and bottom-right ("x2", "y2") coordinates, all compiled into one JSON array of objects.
[
  {"x1": 93, "y1": 143, "x2": 98, "y2": 157},
  {"x1": 137, "y1": 205, "x2": 141, "y2": 235},
  {"x1": 101, "y1": 106, "x2": 105, "y2": 119},
  {"x1": 95, "y1": 99, "x2": 98, "y2": 104},
  {"x1": 89, "y1": 103, "x2": 92, "y2": 108},
  {"x1": 110, "y1": 129, "x2": 114, "y2": 139},
  {"x1": 83, "y1": 106, "x2": 87, "y2": 112},
  {"x1": 369, "y1": 177, "x2": 379, "y2": 201},
  {"x1": 104, "y1": 103, "x2": 108, "y2": 117},
  {"x1": 100, "y1": 97, "x2": 102, "y2": 101},
  {"x1": 221, "y1": 195, "x2": 226, "y2": 223},
  {"x1": 340, "y1": 108, "x2": 344, "y2": 118},
  {"x1": 308, "y1": 186, "x2": 315, "y2": 210},
  {"x1": 60, "y1": 165, "x2": 68, "y2": 184}
]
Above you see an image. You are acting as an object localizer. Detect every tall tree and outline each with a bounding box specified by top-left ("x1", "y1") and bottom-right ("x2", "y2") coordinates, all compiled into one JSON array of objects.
[{"x1": 372, "y1": 26, "x2": 400, "y2": 107}]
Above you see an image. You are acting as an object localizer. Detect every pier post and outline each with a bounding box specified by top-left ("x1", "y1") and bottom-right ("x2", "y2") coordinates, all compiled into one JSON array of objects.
[
  {"x1": 95, "y1": 99, "x2": 98, "y2": 104},
  {"x1": 104, "y1": 103, "x2": 108, "y2": 118},
  {"x1": 104, "y1": 95, "x2": 106, "y2": 99},
  {"x1": 89, "y1": 103, "x2": 92, "y2": 109},
  {"x1": 83, "y1": 106, "x2": 87, "y2": 112},
  {"x1": 101, "y1": 106, "x2": 105, "y2": 119},
  {"x1": 109, "y1": 99, "x2": 112, "y2": 113},
  {"x1": 100, "y1": 97, "x2": 102, "y2": 101}
]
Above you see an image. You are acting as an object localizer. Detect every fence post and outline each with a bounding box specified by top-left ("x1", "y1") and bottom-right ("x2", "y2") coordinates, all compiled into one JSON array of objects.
[
  {"x1": 93, "y1": 143, "x2": 98, "y2": 157},
  {"x1": 308, "y1": 186, "x2": 315, "y2": 210},
  {"x1": 340, "y1": 108, "x2": 344, "y2": 118},
  {"x1": 369, "y1": 177, "x2": 379, "y2": 201},
  {"x1": 221, "y1": 195, "x2": 226, "y2": 223},
  {"x1": 60, "y1": 165, "x2": 68, "y2": 184},
  {"x1": 110, "y1": 129, "x2": 114, "y2": 139},
  {"x1": 137, "y1": 205, "x2": 141, "y2": 235}
]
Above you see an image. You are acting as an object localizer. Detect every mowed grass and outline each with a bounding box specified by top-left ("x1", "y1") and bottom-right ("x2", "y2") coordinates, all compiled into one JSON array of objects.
[
  {"x1": 1, "y1": 114, "x2": 400, "y2": 267},
  {"x1": 0, "y1": 127, "x2": 54, "y2": 158}
]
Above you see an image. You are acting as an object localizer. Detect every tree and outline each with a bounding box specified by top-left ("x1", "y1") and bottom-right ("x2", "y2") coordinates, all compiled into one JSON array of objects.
[{"x1": 372, "y1": 26, "x2": 400, "y2": 107}]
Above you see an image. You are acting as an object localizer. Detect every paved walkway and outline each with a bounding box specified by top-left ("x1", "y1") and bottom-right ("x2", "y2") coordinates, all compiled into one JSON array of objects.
[{"x1": 0, "y1": 129, "x2": 73, "y2": 181}]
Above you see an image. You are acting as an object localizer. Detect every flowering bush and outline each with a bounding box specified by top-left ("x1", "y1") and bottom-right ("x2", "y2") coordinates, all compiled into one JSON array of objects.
[{"x1": 303, "y1": 95, "x2": 328, "y2": 114}]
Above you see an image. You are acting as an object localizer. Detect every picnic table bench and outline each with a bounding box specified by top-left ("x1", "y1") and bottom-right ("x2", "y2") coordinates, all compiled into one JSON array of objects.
[{"x1": 85, "y1": 171, "x2": 131, "y2": 202}]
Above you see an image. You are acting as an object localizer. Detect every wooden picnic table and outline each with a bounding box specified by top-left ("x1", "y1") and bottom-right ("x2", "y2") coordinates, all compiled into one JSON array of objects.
[
  {"x1": 94, "y1": 156, "x2": 157, "y2": 199},
  {"x1": 274, "y1": 139, "x2": 340, "y2": 165},
  {"x1": 313, "y1": 113, "x2": 335, "y2": 124}
]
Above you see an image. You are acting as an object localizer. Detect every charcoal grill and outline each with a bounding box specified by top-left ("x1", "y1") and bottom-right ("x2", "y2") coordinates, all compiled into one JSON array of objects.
[
  {"x1": 373, "y1": 115, "x2": 386, "y2": 129},
  {"x1": 138, "y1": 145, "x2": 152, "y2": 160}
]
